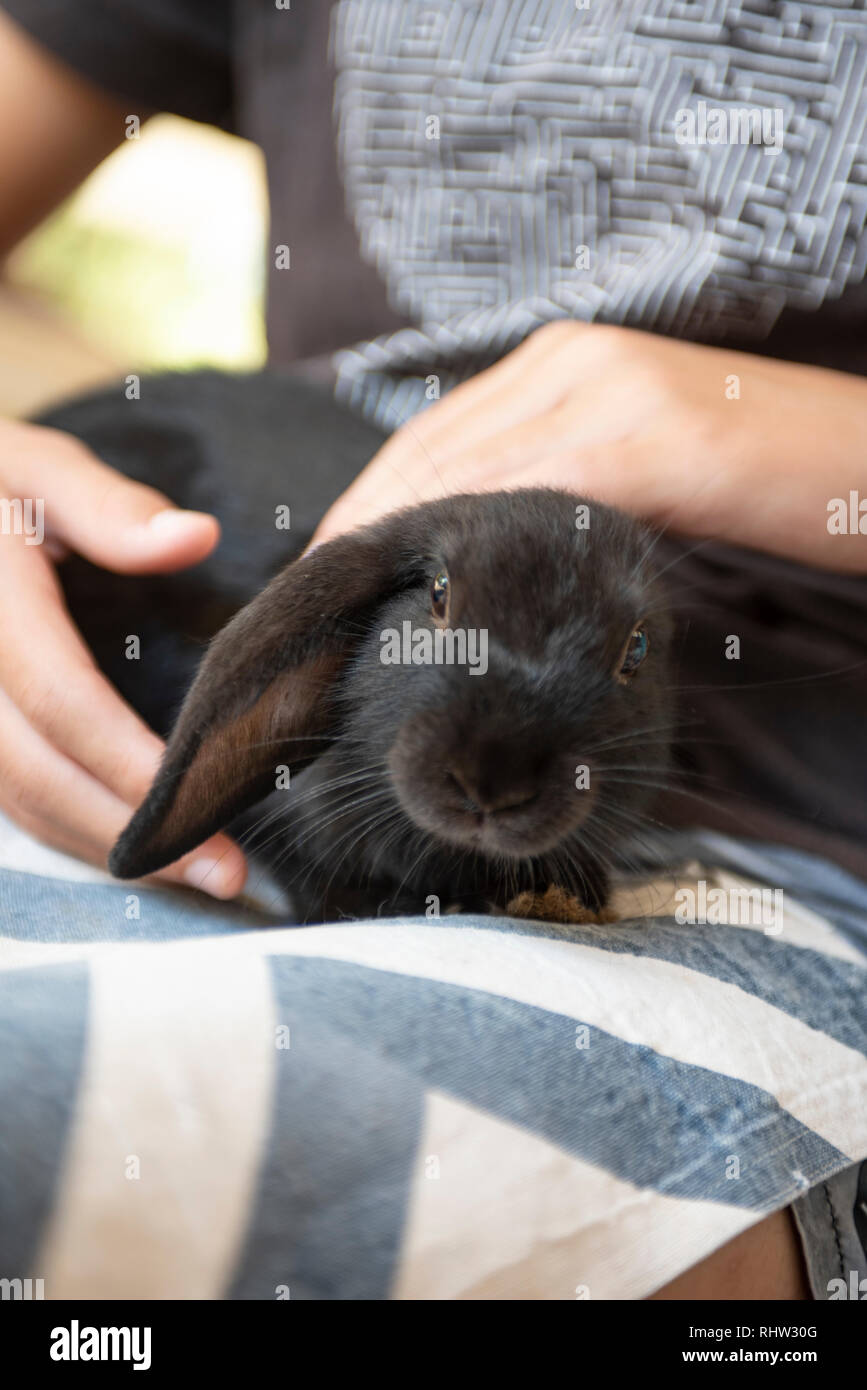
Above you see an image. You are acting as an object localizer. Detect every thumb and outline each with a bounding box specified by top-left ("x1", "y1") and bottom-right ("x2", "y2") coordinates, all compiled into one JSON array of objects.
[
  {"x1": 309, "y1": 431, "x2": 440, "y2": 549},
  {"x1": 308, "y1": 473, "x2": 404, "y2": 551},
  {"x1": 10, "y1": 424, "x2": 220, "y2": 574}
]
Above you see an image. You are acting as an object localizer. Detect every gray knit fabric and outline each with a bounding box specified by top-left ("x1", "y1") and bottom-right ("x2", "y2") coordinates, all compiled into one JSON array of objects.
[{"x1": 330, "y1": 0, "x2": 867, "y2": 426}]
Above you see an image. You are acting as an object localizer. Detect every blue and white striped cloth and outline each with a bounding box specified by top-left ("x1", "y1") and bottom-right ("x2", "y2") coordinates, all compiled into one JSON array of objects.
[{"x1": 1, "y1": 817, "x2": 865, "y2": 1300}]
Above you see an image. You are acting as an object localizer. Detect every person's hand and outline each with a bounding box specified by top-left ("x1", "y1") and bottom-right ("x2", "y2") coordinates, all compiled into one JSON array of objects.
[
  {"x1": 313, "y1": 321, "x2": 867, "y2": 572},
  {"x1": 0, "y1": 417, "x2": 247, "y2": 897}
]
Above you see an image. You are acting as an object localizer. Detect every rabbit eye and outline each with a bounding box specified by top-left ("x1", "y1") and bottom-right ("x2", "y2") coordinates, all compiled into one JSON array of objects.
[
  {"x1": 431, "y1": 571, "x2": 450, "y2": 620},
  {"x1": 619, "y1": 626, "x2": 649, "y2": 679}
]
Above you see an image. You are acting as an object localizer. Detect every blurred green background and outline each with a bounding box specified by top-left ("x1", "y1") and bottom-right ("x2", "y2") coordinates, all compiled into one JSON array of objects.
[{"x1": 3, "y1": 116, "x2": 267, "y2": 415}]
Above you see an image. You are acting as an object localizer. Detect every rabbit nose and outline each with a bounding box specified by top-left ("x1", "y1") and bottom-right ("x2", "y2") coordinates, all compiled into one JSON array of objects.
[{"x1": 447, "y1": 766, "x2": 540, "y2": 816}]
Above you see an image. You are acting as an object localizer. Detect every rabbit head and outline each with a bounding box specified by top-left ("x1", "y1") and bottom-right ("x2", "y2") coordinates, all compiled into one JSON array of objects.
[{"x1": 110, "y1": 489, "x2": 672, "y2": 915}]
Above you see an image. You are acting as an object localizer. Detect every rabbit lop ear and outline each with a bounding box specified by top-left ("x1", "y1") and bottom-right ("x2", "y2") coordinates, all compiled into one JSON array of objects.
[{"x1": 108, "y1": 512, "x2": 429, "y2": 880}]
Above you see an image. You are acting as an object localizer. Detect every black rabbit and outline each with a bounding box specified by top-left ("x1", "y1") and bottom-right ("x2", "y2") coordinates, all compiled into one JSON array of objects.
[{"x1": 46, "y1": 372, "x2": 673, "y2": 923}]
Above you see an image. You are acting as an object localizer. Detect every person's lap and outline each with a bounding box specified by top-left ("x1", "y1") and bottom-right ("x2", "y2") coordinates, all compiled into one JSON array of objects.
[{"x1": 1, "y1": 818, "x2": 864, "y2": 1299}]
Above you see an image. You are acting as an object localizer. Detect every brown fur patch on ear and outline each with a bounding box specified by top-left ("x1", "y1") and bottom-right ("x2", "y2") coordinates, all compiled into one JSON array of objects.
[{"x1": 110, "y1": 650, "x2": 342, "y2": 878}]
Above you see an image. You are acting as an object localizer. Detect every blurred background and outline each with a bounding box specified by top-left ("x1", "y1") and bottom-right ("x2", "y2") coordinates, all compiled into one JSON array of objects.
[{"x1": 0, "y1": 115, "x2": 267, "y2": 418}]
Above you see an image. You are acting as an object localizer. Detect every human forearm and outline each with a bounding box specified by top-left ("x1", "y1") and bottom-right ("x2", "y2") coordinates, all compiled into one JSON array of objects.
[{"x1": 0, "y1": 8, "x2": 127, "y2": 256}]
